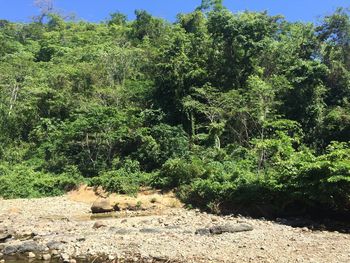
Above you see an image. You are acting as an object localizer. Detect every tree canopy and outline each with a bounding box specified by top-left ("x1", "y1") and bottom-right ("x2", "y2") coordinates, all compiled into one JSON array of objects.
[{"x1": 0, "y1": 4, "x2": 350, "y2": 217}]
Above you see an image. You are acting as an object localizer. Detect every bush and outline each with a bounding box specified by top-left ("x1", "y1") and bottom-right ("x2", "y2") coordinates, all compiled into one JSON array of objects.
[
  {"x1": 89, "y1": 159, "x2": 154, "y2": 195},
  {"x1": 154, "y1": 157, "x2": 205, "y2": 189},
  {"x1": 153, "y1": 138, "x2": 350, "y2": 217},
  {"x1": 278, "y1": 142, "x2": 350, "y2": 214},
  {"x1": 0, "y1": 163, "x2": 82, "y2": 199}
]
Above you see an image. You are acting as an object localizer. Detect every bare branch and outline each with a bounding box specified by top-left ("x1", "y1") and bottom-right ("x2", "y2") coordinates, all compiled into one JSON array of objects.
[{"x1": 34, "y1": 0, "x2": 54, "y2": 23}]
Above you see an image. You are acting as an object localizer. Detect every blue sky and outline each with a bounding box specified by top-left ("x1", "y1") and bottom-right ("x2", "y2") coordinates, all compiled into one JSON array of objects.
[{"x1": 0, "y1": 0, "x2": 349, "y2": 23}]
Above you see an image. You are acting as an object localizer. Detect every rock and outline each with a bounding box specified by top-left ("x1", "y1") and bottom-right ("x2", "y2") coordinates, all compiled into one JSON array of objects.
[
  {"x1": 93, "y1": 221, "x2": 107, "y2": 229},
  {"x1": 76, "y1": 237, "x2": 86, "y2": 242},
  {"x1": 196, "y1": 223, "x2": 254, "y2": 235},
  {"x1": 2, "y1": 245, "x2": 18, "y2": 255},
  {"x1": 0, "y1": 252, "x2": 3, "y2": 259},
  {"x1": 113, "y1": 203, "x2": 121, "y2": 211},
  {"x1": 165, "y1": 225, "x2": 180, "y2": 230},
  {"x1": 42, "y1": 254, "x2": 51, "y2": 261},
  {"x1": 76, "y1": 255, "x2": 87, "y2": 261},
  {"x1": 51, "y1": 249, "x2": 59, "y2": 256},
  {"x1": 21, "y1": 231, "x2": 37, "y2": 239},
  {"x1": 209, "y1": 223, "x2": 254, "y2": 234},
  {"x1": 195, "y1": 228, "x2": 211, "y2": 235},
  {"x1": 139, "y1": 228, "x2": 162, "y2": 234},
  {"x1": 61, "y1": 253, "x2": 70, "y2": 262},
  {"x1": 114, "y1": 228, "x2": 133, "y2": 235},
  {"x1": 0, "y1": 233, "x2": 12, "y2": 243},
  {"x1": 27, "y1": 251, "x2": 36, "y2": 258},
  {"x1": 70, "y1": 259, "x2": 77, "y2": 263},
  {"x1": 91, "y1": 198, "x2": 114, "y2": 214},
  {"x1": 47, "y1": 240, "x2": 64, "y2": 250},
  {"x1": 0, "y1": 259, "x2": 4, "y2": 263},
  {"x1": 17, "y1": 241, "x2": 47, "y2": 253},
  {"x1": 108, "y1": 255, "x2": 115, "y2": 260}
]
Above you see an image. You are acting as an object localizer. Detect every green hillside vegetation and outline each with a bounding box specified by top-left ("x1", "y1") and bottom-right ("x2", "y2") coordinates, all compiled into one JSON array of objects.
[{"x1": 0, "y1": 1, "x2": 350, "y2": 217}]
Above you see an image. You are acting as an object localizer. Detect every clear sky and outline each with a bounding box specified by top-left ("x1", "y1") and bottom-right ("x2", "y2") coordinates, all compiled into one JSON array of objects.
[{"x1": 0, "y1": 0, "x2": 349, "y2": 23}]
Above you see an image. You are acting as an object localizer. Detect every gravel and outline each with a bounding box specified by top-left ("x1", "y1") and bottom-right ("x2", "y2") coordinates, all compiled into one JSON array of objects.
[{"x1": 0, "y1": 196, "x2": 349, "y2": 262}]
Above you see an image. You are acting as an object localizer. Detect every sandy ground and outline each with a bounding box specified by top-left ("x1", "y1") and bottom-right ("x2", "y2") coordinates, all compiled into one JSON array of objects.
[{"x1": 0, "y1": 187, "x2": 350, "y2": 263}]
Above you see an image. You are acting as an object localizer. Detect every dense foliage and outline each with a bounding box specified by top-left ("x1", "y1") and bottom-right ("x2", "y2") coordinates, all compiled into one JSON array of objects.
[{"x1": 0, "y1": 1, "x2": 349, "y2": 217}]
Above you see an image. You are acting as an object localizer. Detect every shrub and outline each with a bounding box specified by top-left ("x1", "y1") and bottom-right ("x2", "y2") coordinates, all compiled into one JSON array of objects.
[
  {"x1": 154, "y1": 157, "x2": 205, "y2": 189},
  {"x1": 278, "y1": 142, "x2": 350, "y2": 213},
  {"x1": 89, "y1": 160, "x2": 155, "y2": 195},
  {"x1": 0, "y1": 163, "x2": 82, "y2": 199}
]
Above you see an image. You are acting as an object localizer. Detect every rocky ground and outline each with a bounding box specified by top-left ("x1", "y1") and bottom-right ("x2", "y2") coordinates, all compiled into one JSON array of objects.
[{"x1": 0, "y1": 187, "x2": 350, "y2": 263}]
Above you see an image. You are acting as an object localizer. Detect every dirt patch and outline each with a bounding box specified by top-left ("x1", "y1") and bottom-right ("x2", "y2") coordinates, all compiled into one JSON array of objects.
[{"x1": 67, "y1": 185, "x2": 183, "y2": 211}]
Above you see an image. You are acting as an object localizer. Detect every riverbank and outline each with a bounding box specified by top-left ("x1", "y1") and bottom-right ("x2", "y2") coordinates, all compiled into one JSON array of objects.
[{"x1": 0, "y1": 187, "x2": 349, "y2": 263}]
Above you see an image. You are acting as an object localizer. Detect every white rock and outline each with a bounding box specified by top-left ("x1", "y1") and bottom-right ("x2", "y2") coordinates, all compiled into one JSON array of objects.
[
  {"x1": 108, "y1": 255, "x2": 115, "y2": 260},
  {"x1": 42, "y1": 254, "x2": 51, "y2": 261},
  {"x1": 61, "y1": 253, "x2": 70, "y2": 262}
]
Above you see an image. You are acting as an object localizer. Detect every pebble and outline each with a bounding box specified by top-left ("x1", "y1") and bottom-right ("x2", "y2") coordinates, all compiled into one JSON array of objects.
[
  {"x1": 61, "y1": 253, "x2": 70, "y2": 262},
  {"x1": 0, "y1": 259, "x2": 4, "y2": 263},
  {"x1": 42, "y1": 254, "x2": 51, "y2": 261},
  {"x1": 70, "y1": 259, "x2": 77, "y2": 263},
  {"x1": 93, "y1": 221, "x2": 107, "y2": 229},
  {"x1": 27, "y1": 252, "x2": 36, "y2": 258}
]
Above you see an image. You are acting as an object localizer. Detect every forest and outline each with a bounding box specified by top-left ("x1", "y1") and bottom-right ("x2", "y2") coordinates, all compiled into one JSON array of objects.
[{"x1": 0, "y1": 0, "x2": 349, "y2": 217}]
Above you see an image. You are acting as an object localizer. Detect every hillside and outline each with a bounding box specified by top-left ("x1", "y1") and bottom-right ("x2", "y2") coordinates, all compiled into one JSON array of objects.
[{"x1": 0, "y1": 2, "x2": 350, "y2": 217}]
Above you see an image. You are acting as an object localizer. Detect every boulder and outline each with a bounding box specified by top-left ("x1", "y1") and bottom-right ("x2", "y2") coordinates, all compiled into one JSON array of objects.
[
  {"x1": 91, "y1": 198, "x2": 114, "y2": 214},
  {"x1": 47, "y1": 240, "x2": 64, "y2": 250},
  {"x1": 0, "y1": 233, "x2": 12, "y2": 243},
  {"x1": 17, "y1": 241, "x2": 47, "y2": 253},
  {"x1": 196, "y1": 223, "x2": 253, "y2": 235},
  {"x1": 209, "y1": 223, "x2": 253, "y2": 234},
  {"x1": 2, "y1": 245, "x2": 18, "y2": 255}
]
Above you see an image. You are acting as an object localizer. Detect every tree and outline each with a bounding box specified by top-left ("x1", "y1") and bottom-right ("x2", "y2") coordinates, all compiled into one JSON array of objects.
[
  {"x1": 108, "y1": 12, "x2": 127, "y2": 26},
  {"x1": 317, "y1": 8, "x2": 350, "y2": 106},
  {"x1": 131, "y1": 10, "x2": 166, "y2": 42},
  {"x1": 34, "y1": 0, "x2": 54, "y2": 23},
  {"x1": 198, "y1": 0, "x2": 224, "y2": 11}
]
